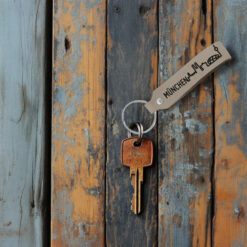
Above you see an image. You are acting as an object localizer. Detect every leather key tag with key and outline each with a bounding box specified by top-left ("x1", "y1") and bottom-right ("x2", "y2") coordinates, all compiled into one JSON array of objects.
[
  {"x1": 121, "y1": 136, "x2": 153, "y2": 215},
  {"x1": 120, "y1": 41, "x2": 232, "y2": 216}
]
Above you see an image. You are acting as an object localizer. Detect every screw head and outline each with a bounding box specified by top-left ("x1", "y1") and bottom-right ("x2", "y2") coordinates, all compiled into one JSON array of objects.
[{"x1": 156, "y1": 98, "x2": 163, "y2": 105}]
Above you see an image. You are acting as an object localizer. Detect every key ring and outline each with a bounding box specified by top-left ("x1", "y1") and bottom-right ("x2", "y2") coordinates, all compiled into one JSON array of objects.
[
  {"x1": 121, "y1": 100, "x2": 157, "y2": 135},
  {"x1": 127, "y1": 122, "x2": 143, "y2": 145}
]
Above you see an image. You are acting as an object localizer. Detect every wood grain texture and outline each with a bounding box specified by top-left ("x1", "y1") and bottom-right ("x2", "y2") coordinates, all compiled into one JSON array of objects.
[
  {"x1": 106, "y1": 0, "x2": 158, "y2": 246},
  {"x1": 52, "y1": 0, "x2": 106, "y2": 246},
  {"x1": 158, "y1": 1, "x2": 213, "y2": 246},
  {"x1": 0, "y1": 0, "x2": 48, "y2": 246},
  {"x1": 213, "y1": 0, "x2": 247, "y2": 246}
]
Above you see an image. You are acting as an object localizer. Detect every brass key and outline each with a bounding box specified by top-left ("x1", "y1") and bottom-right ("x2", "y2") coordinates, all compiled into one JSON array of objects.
[{"x1": 121, "y1": 137, "x2": 153, "y2": 214}]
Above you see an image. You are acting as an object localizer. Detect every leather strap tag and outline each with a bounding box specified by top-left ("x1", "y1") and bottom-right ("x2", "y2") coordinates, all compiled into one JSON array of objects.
[{"x1": 145, "y1": 41, "x2": 231, "y2": 113}]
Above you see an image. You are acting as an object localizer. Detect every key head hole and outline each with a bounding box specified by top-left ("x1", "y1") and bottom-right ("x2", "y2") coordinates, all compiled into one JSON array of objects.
[{"x1": 133, "y1": 141, "x2": 142, "y2": 147}]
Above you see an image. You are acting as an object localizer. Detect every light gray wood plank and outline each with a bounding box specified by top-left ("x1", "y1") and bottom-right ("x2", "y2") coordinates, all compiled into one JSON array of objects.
[{"x1": 0, "y1": 1, "x2": 48, "y2": 246}]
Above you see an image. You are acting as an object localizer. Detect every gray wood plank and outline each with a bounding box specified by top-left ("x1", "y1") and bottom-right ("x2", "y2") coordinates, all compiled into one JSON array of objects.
[
  {"x1": 158, "y1": 1, "x2": 213, "y2": 246},
  {"x1": 0, "y1": 1, "x2": 49, "y2": 246},
  {"x1": 106, "y1": 0, "x2": 158, "y2": 246}
]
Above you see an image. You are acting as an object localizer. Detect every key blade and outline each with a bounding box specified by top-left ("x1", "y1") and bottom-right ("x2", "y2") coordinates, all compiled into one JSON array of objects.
[
  {"x1": 130, "y1": 167, "x2": 138, "y2": 214},
  {"x1": 130, "y1": 167, "x2": 144, "y2": 215}
]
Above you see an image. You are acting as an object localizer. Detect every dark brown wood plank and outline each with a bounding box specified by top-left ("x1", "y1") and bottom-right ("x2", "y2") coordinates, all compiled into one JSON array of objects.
[
  {"x1": 213, "y1": 0, "x2": 247, "y2": 246},
  {"x1": 106, "y1": 0, "x2": 158, "y2": 246},
  {"x1": 158, "y1": 1, "x2": 213, "y2": 246}
]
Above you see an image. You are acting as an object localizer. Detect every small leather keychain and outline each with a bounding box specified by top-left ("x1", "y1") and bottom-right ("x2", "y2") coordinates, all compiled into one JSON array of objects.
[{"x1": 121, "y1": 41, "x2": 231, "y2": 215}]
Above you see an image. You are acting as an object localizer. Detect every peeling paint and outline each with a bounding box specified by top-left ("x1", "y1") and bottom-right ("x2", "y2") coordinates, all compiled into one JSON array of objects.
[
  {"x1": 112, "y1": 121, "x2": 120, "y2": 136},
  {"x1": 185, "y1": 118, "x2": 207, "y2": 135},
  {"x1": 85, "y1": 0, "x2": 101, "y2": 9},
  {"x1": 84, "y1": 128, "x2": 89, "y2": 137}
]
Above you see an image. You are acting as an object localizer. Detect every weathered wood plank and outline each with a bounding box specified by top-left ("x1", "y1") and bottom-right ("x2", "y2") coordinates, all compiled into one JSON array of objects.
[
  {"x1": 158, "y1": 1, "x2": 213, "y2": 246},
  {"x1": 0, "y1": 0, "x2": 49, "y2": 246},
  {"x1": 106, "y1": 0, "x2": 158, "y2": 246},
  {"x1": 52, "y1": 0, "x2": 106, "y2": 246},
  {"x1": 213, "y1": 1, "x2": 247, "y2": 246}
]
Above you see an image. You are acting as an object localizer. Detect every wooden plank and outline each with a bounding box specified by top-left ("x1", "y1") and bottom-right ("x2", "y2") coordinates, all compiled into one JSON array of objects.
[
  {"x1": 158, "y1": 1, "x2": 213, "y2": 246},
  {"x1": 52, "y1": 0, "x2": 106, "y2": 246},
  {"x1": 213, "y1": 1, "x2": 247, "y2": 246},
  {"x1": 106, "y1": 0, "x2": 158, "y2": 246},
  {"x1": 0, "y1": 0, "x2": 49, "y2": 246}
]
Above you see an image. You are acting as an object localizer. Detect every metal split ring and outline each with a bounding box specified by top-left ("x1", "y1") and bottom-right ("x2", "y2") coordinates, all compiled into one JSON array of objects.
[
  {"x1": 127, "y1": 122, "x2": 143, "y2": 145},
  {"x1": 121, "y1": 100, "x2": 157, "y2": 135}
]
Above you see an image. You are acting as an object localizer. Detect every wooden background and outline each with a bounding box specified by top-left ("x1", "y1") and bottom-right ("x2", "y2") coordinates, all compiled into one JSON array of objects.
[{"x1": 1, "y1": 0, "x2": 247, "y2": 246}]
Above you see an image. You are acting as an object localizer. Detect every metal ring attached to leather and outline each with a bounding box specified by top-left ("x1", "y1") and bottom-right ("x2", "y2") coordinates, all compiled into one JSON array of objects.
[{"x1": 121, "y1": 100, "x2": 157, "y2": 135}]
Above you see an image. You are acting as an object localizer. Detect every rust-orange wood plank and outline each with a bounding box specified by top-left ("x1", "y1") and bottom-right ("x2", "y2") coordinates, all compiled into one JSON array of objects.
[
  {"x1": 213, "y1": 0, "x2": 247, "y2": 246},
  {"x1": 158, "y1": 1, "x2": 213, "y2": 246},
  {"x1": 52, "y1": 1, "x2": 106, "y2": 246}
]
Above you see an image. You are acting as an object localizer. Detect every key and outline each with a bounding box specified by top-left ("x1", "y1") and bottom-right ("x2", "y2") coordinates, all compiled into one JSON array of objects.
[{"x1": 121, "y1": 137, "x2": 153, "y2": 214}]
